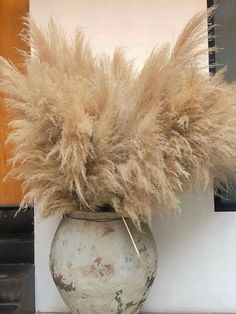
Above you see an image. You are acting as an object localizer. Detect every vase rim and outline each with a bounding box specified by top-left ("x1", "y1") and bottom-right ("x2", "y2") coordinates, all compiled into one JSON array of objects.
[{"x1": 64, "y1": 210, "x2": 129, "y2": 221}]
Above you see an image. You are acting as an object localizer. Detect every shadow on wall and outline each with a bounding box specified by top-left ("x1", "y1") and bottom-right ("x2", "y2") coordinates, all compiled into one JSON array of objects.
[{"x1": 145, "y1": 189, "x2": 236, "y2": 313}]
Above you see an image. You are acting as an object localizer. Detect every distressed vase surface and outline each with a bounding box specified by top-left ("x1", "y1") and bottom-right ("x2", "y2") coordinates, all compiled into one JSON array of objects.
[{"x1": 49, "y1": 211, "x2": 157, "y2": 314}]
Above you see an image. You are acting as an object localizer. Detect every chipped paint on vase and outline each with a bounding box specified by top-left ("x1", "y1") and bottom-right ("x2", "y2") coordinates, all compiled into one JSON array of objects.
[{"x1": 49, "y1": 211, "x2": 157, "y2": 314}]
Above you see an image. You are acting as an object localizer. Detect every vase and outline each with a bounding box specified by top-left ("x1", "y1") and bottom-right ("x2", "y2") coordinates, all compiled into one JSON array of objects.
[{"x1": 49, "y1": 211, "x2": 157, "y2": 314}]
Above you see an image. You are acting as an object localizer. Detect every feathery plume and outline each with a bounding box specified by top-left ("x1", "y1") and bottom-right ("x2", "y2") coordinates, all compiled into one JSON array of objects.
[{"x1": 1, "y1": 8, "x2": 236, "y2": 228}]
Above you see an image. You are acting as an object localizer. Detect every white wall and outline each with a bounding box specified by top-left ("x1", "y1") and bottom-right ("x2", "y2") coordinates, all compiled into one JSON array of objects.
[{"x1": 31, "y1": 0, "x2": 236, "y2": 313}]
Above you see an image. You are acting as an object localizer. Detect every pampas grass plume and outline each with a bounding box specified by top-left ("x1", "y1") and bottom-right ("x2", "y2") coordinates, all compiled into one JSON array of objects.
[{"x1": 1, "y1": 8, "x2": 236, "y2": 228}]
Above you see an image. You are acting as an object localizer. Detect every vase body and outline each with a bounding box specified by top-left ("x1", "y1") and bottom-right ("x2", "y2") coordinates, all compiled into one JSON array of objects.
[{"x1": 49, "y1": 211, "x2": 157, "y2": 314}]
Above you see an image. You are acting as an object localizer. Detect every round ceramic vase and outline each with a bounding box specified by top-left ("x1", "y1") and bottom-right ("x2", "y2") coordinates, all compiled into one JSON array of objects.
[{"x1": 49, "y1": 211, "x2": 157, "y2": 314}]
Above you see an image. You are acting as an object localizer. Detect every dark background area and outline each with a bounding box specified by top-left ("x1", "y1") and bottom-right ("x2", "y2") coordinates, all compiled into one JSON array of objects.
[{"x1": 208, "y1": 0, "x2": 236, "y2": 211}]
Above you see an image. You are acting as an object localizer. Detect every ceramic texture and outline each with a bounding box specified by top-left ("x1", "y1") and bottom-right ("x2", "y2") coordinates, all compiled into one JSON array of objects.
[{"x1": 49, "y1": 212, "x2": 157, "y2": 314}]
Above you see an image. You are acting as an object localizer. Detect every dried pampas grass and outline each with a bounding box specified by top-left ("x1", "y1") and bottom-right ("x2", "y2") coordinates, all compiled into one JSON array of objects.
[{"x1": 1, "y1": 9, "x2": 236, "y2": 227}]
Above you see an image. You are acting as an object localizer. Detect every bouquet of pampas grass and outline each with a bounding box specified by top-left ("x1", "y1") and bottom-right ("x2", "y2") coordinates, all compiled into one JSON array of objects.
[{"x1": 1, "y1": 9, "x2": 236, "y2": 228}]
